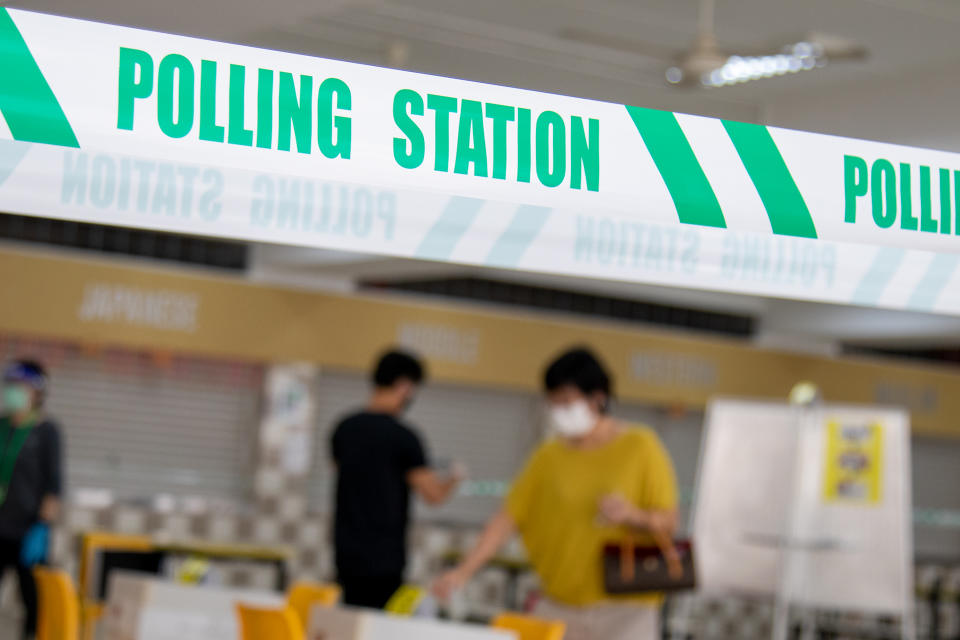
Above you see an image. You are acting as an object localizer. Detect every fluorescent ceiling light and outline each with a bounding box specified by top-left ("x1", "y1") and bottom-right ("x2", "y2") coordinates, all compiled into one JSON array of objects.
[{"x1": 700, "y1": 42, "x2": 827, "y2": 87}]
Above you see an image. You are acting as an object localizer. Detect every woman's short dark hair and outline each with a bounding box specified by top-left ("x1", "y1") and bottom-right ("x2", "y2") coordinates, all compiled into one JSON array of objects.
[
  {"x1": 543, "y1": 347, "x2": 612, "y2": 400},
  {"x1": 373, "y1": 350, "x2": 425, "y2": 388}
]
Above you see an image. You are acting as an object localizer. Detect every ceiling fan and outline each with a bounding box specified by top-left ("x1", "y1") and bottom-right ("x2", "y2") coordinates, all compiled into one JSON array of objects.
[{"x1": 560, "y1": 0, "x2": 868, "y2": 88}]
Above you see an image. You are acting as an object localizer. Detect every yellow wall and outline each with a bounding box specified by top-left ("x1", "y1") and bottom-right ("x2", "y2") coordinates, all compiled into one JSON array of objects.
[{"x1": 1, "y1": 246, "x2": 958, "y2": 436}]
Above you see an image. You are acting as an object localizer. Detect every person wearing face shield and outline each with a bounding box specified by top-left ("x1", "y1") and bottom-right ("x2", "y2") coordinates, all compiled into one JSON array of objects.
[
  {"x1": 433, "y1": 347, "x2": 678, "y2": 640},
  {"x1": 330, "y1": 349, "x2": 464, "y2": 609},
  {"x1": 0, "y1": 360, "x2": 63, "y2": 640}
]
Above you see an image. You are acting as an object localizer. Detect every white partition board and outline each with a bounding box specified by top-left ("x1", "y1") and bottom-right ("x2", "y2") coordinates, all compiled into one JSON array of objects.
[{"x1": 692, "y1": 399, "x2": 913, "y2": 615}]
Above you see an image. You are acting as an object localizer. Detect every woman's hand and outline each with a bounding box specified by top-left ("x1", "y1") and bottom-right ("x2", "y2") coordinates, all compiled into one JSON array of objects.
[
  {"x1": 601, "y1": 496, "x2": 684, "y2": 579},
  {"x1": 431, "y1": 509, "x2": 517, "y2": 601},
  {"x1": 598, "y1": 493, "x2": 642, "y2": 527},
  {"x1": 599, "y1": 494, "x2": 677, "y2": 536},
  {"x1": 643, "y1": 510, "x2": 677, "y2": 537},
  {"x1": 432, "y1": 566, "x2": 470, "y2": 601}
]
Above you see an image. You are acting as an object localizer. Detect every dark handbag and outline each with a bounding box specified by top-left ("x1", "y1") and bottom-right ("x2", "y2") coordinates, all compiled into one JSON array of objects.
[{"x1": 602, "y1": 538, "x2": 696, "y2": 594}]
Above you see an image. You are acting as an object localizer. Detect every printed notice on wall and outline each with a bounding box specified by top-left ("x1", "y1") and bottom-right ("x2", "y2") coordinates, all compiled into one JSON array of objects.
[{"x1": 822, "y1": 420, "x2": 884, "y2": 505}]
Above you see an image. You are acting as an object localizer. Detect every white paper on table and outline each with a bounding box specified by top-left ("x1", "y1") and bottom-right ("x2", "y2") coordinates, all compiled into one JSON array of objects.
[
  {"x1": 309, "y1": 607, "x2": 516, "y2": 640},
  {"x1": 103, "y1": 573, "x2": 284, "y2": 640}
]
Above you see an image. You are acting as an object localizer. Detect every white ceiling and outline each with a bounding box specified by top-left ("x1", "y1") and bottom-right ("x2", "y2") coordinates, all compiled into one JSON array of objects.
[
  {"x1": 9, "y1": 0, "x2": 960, "y2": 347},
  {"x1": 11, "y1": 0, "x2": 960, "y2": 121}
]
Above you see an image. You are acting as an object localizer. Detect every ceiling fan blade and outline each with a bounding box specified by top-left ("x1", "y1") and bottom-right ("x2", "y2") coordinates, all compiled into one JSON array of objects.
[
  {"x1": 806, "y1": 32, "x2": 869, "y2": 61},
  {"x1": 558, "y1": 27, "x2": 677, "y2": 62},
  {"x1": 727, "y1": 33, "x2": 868, "y2": 62}
]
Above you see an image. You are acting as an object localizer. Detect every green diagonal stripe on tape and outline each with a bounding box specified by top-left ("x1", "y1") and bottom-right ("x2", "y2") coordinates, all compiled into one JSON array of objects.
[
  {"x1": 0, "y1": 9, "x2": 79, "y2": 148},
  {"x1": 0, "y1": 140, "x2": 31, "y2": 187},
  {"x1": 852, "y1": 247, "x2": 906, "y2": 306},
  {"x1": 722, "y1": 120, "x2": 817, "y2": 239},
  {"x1": 415, "y1": 197, "x2": 484, "y2": 260},
  {"x1": 485, "y1": 205, "x2": 551, "y2": 268},
  {"x1": 907, "y1": 253, "x2": 959, "y2": 311},
  {"x1": 625, "y1": 106, "x2": 726, "y2": 229}
]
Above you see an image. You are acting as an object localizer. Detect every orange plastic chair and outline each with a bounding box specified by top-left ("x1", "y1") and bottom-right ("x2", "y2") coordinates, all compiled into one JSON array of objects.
[
  {"x1": 235, "y1": 603, "x2": 304, "y2": 640},
  {"x1": 286, "y1": 581, "x2": 341, "y2": 629},
  {"x1": 492, "y1": 613, "x2": 566, "y2": 640},
  {"x1": 34, "y1": 567, "x2": 80, "y2": 640}
]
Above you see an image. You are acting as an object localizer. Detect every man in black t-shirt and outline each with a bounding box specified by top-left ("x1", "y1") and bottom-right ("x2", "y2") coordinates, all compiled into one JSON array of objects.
[
  {"x1": 0, "y1": 360, "x2": 63, "y2": 640},
  {"x1": 330, "y1": 350, "x2": 462, "y2": 609}
]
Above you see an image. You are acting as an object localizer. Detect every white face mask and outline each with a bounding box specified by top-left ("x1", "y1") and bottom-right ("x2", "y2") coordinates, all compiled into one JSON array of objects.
[{"x1": 548, "y1": 401, "x2": 597, "y2": 438}]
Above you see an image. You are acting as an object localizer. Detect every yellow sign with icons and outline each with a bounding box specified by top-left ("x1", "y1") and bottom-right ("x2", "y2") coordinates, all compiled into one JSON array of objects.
[{"x1": 822, "y1": 420, "x2": 884, "y2": 505}]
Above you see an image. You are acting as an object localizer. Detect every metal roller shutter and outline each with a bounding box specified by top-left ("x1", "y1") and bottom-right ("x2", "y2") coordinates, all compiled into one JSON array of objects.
[
  {"x1": 310, "y1": 371, "x2": 541, "y2": 525},
  {"x1": 911, "y1": 437, "x2": 960, "y2": 555},
  {"x1": 0, "y1": 337, "x2": 262, "y2": 504}
]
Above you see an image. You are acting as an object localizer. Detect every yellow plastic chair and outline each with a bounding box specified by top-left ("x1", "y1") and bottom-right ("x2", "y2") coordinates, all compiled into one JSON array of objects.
[
  {"x1": 77, "y1": 532, "x2": 153, "y2": 640},
  {"x1": 235, "y1": 603, "x2": 304, "y2": 640},
  {"x1": 34, "y1": 567, "x2": 80, "y2": 640},
  {"x1": 286, "y1": 581, "x2": 341, "y2": 629},
  {"x1": 492, "y1": 613, "x2": 566, "y2": 640}
]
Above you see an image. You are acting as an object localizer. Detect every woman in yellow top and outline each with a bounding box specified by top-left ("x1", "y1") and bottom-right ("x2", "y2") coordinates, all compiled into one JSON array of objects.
[{"x1": 433, "y1": 347, "x2": 678, "y2": 640}]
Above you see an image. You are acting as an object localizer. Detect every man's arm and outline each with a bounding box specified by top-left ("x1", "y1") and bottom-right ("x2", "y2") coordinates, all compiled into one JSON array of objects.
[{"x1": 407, "y1": 466, "x2": 462, "y2": 506}]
